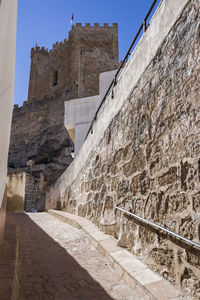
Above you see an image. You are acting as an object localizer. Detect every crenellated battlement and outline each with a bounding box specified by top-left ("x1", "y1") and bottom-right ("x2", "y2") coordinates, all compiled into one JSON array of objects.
[
  {"x1": 68, "y1": 22, "x2": 118, "y2": 40},
  {"x1": 72, "y1": 22, "x2": 118, "y2": 28},
  {"x1": 50, "y1": 39, "x2": 69, "y2": 56},
  {"x1": 28, "y1": 21, "x2": 118, "y2": 102},
  {"x1": 31, "y1": 38, "x2": 70, "y2": 57},
  {"x1": 30, "y1": 23, "x2": 118, "y2": 58},
  {"x1": 13, "y1": 101, "x2": 28, "y2": 111},
  {"x1": 31, "y1": 46, "x2": 49, "y2": 57}
]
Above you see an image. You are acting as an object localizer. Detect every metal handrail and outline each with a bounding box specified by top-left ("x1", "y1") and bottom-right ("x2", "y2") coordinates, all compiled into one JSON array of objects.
[
  {"x1": 85, "y1": 0, "x2": 160, "y2": 139},
  {"x1": 116, "y1": 206, "x2": 200, "y2": 250}
]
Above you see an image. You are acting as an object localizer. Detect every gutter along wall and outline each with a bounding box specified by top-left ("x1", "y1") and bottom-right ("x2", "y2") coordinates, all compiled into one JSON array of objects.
[{"x1": 46, "y1": 0, "x2": 200, "y2": 297}]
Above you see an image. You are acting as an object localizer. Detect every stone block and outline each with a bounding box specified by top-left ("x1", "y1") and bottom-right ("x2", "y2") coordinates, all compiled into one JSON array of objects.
[
  {"x1": 132, "y1": 269, "x2": 162, "y2": 286},
  {"x1": 145, "y1": 279, "x2": 181, "y2": 300}
]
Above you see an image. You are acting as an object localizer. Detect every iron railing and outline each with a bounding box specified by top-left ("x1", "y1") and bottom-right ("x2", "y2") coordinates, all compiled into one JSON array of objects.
[
  {"x1": 85, "y1": 0, "x2": 160, "y2": 138},
  {"x1": 116, "y1": 206, "x2": 200, "y2": 250}
]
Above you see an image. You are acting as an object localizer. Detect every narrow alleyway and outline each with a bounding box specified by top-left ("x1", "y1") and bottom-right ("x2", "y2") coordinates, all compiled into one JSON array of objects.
[{"x1": 0, "y1": 213, "x2": 136, "y2": 300}]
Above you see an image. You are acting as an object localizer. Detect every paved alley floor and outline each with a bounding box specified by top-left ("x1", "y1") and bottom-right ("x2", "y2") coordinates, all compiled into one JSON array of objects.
[{"x1": 0, "y1": 213, "x2": 137, "y2": 300}]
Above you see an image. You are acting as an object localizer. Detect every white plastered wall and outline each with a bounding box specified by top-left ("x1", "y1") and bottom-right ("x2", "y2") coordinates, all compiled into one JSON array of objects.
[
  {"x1": 99, "y1": 69, "x2": 117, "y2": 100},
  {"x1": 65, "y1": 95, "x2": 100, "y2": 155},
  {"x1": 0, "y1": 0, "x2": 17, "y2": 206},
  {"x1": 65, "y1": 69, "x2": 118, "y2": 155}
]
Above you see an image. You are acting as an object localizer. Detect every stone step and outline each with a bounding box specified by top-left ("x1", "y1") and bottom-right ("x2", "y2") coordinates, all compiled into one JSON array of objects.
[{"x1": 48, "y1": 209, "x2": 186, "y2": 300}]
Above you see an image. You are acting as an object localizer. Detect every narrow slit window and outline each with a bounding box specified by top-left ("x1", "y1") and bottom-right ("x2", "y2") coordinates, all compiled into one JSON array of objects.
[{"x1": 52, "y1": 70, "x2": 58, "y2": 86}]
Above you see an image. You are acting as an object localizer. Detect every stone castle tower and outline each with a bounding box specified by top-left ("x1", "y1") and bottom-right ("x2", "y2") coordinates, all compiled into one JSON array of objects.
[
  {"x1": 8, "y1": 23, "x2": 119, "y2": 212},
  {"x1": 28, "y1": 23, "x2": 118, "y2": 102}
]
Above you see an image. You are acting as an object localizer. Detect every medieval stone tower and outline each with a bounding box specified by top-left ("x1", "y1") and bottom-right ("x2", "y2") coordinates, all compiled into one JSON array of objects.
[
  {"x1": 8, "y1": 23, "x2": 119, "y2": 211},
  {"x1": 28, "y1": 23, "x2": 118, "y2": 102}
]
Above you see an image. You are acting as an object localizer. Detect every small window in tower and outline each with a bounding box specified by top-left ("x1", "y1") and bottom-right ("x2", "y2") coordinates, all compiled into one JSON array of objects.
[{"x1": 52, "y1": 70, "x2": 58, "y2": 87}]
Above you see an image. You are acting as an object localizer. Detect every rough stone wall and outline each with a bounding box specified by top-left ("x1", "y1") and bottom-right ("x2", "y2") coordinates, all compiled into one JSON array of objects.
[
  {"x1": 28, "y1": 23, "x2": 118, "y2": 102},
  {"x1": 8, "y1": 94, "x2": 73, "y2": 187},
  {"x1": 8, "y1": 94, "x2": 73, "y2": 209},
  {"x1": 24, "y1": 172, "x2": 45, "y2": 212},
  {"x1": 46, "y1": 0, "x2": 200, "y2": 297}
]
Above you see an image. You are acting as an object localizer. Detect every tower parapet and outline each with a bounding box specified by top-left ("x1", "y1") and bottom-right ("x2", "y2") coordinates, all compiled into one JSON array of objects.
[
  {"x1": 31, "y1": 46, "x2": 49, "y2": 57},
  {"x1": 28, "y1": 22, "x2": 118, "y2": 102},
  {"x1": 70, "y1": 22, "x2": 118, "y2": 28}
]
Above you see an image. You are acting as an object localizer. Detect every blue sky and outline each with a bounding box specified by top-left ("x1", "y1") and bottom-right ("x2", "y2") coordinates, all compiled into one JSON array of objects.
[{"x1": 15, "y1": 0, "x2": 160, "y2": 106}]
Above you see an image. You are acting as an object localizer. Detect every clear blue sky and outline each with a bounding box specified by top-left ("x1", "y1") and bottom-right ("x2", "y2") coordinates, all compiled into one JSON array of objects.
[{"x1": 15, "y1": 0, "x2": 160, "y2": 106}]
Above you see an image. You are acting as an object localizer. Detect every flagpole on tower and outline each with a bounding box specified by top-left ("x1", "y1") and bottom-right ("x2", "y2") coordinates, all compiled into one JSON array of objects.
[{"x1": 70, "y1": 13, "x2": 74, "y2": 26}]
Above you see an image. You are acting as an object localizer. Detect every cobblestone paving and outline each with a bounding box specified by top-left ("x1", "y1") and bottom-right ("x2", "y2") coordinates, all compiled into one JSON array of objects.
[{"x1": 0, "y1": 213, "x2": 138, "y2": 300}]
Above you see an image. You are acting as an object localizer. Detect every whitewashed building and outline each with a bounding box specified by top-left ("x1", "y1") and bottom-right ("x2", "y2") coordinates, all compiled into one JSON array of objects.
[{"x1": 0, "y1": 0, "x2": 17, "y2": 247}]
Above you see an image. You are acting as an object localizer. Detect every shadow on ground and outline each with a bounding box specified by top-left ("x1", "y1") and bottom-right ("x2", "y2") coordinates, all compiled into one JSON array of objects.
[{"x1": 0, "y1": 213, "x2": 115, "y2": 300}]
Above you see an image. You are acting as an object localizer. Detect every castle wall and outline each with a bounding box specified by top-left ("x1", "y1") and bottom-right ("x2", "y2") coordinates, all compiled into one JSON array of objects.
[
  {"x1": 8, "y1": 94, "x2": 73, "y2": 213},
  {"x1": 28, "y1": 23, "x2": 118, "y2": 102},
  {"x1": 45, "y1": 0, "x2": 200, "y2": 297},
  {"x1": 8, "y1": 94, "x2": 73, "y2": 195}
]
